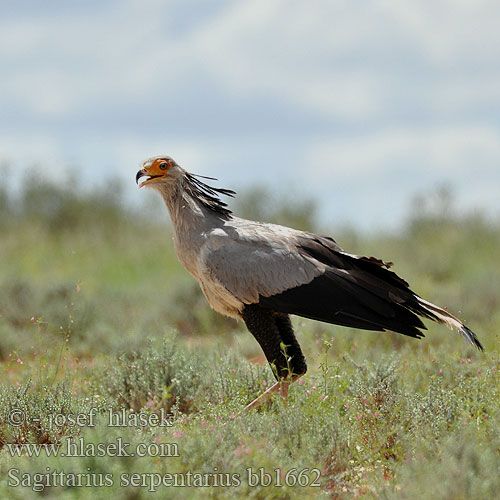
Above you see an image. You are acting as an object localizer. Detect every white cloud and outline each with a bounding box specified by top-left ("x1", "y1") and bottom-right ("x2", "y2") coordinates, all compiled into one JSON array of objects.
[
  {"x1": 0, "y1": 134, "x2": 64, "y2": 169},
  {"x1": 385, "y1": 0, "x2": 500, "y2": 65},
  {"x1": 2, "y1": 0, "x2": 499, "y2": 122},
  {"x1": 184, "y1": 0, "x2": 500, "y2": 120},
  {"x1": 306, "y1": 124, "x2": 500, "y2": 181},
  {"x1": 302, "y1": 123, "x2": 500, "y2": 230}
]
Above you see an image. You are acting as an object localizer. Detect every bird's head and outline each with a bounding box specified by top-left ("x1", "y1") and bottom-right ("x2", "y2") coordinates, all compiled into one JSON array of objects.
[
  {"x1": 136, "y1": 155, "x2": 235, "y2": 218},
  {"x1": 136, "y1": 156, "x2": 184, "y2": 189}
]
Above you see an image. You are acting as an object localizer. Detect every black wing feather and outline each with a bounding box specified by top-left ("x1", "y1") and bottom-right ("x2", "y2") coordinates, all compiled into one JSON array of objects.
[
  {"x1": 258, "y1": 234, "x2": 447, "y2": 340},
  {"x1": 259, "y1": 272, "x2": 427, "y2": 339}
]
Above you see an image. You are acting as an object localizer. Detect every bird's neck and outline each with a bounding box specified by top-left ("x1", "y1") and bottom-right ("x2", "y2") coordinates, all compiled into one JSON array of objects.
[
  {"x1": 156, "y1": 179, "x2": 226, "y2": 279},
  {"x1": 158, "y1": 180, "x2": 215, "y2": 232}
]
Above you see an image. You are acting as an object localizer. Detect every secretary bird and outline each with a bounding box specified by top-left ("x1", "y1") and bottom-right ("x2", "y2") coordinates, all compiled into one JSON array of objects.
[{"x1": 136, "y1": 156, "x2": 483, "y2": 410}]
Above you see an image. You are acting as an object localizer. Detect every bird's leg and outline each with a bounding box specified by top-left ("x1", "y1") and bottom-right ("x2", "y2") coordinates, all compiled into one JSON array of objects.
[
  {"x1": 244, "y1": 378, "x2": 290, "y2": 411},
  {"x1": 241, "y1": 306, "x2": 307, "y2": 411},
  {"x1": 241, "y1": 304, "x2": 291, "y2": 379},
  {"x1": 274, "y1": 313, "x2": 307, "y2": 378}
]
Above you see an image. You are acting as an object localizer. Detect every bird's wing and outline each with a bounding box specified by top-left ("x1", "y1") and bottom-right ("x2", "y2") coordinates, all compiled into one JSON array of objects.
[
  {"x1": 202, "y1": 221, "x2": 483, "y2": 349},
  {"x1": 260, "y1": 232, "x2": 483, "y2": 349},
  {"x1": 201, "y1": 219, "x2": 403, "y2": 308},
  {"x1": 200, "y1": 221, "x2": 324, "y2": 304}
]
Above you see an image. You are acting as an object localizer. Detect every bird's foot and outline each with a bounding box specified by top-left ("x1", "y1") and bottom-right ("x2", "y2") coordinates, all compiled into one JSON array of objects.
[{"x1": 244, "y1": 376, "x2": 299, "y2": 411}]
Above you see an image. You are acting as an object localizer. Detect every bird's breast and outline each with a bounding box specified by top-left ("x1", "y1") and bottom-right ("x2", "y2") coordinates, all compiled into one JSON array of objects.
[{"x1": 172, "y1": 231, "x2": 205, "y2": 281}]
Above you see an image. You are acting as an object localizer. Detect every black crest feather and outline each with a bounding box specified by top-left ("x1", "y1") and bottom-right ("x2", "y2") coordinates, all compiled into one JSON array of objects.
[{"x1": 184, "y1": 173, "x2": 236, "y2": 218}]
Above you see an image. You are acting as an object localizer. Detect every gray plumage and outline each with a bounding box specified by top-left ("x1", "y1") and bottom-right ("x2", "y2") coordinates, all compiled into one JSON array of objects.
[{"x1": 136, "y1": 155, "x2": 484, "y2": 368}]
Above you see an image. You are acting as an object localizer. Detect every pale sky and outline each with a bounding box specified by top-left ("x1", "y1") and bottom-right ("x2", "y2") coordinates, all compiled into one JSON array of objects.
[{"x1": 1, "y1": 0, "x2": 500, "y2": 230}]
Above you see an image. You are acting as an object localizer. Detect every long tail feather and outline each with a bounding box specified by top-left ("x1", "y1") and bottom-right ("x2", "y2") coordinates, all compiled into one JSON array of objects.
[{"x1": 415, "y1": 297, "x2": 484, "y2": 351}]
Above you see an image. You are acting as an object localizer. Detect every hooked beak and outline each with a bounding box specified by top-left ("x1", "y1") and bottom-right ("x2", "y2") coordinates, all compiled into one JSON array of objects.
[
  {"x1": 136, "y1": 170, "x2": 146, "y2": 185},
  {"x1": 136, "y1": 169, "x2": 163, "y2": 188}
]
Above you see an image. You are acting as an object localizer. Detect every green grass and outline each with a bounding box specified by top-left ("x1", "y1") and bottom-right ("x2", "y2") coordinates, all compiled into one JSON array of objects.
[{"x1": 0, "y1": 178, "x2": 499, "y2": 498}]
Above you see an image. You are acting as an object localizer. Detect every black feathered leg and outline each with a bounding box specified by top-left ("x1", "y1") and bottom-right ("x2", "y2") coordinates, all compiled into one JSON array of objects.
[
  {"x1": 274, "y1": 313, "x2": 307, "y2": 377},
  {"x1": 241, "y1": 304, "x2": 290, "y2": 380},
  {"x1": 242, "y1": 305, "x2": 307, "y2": 411}
]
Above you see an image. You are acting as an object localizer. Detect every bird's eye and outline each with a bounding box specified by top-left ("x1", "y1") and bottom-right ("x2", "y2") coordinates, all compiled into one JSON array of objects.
[{"x1": 159, "y1": 162, "x2": 169, "y2": 170}]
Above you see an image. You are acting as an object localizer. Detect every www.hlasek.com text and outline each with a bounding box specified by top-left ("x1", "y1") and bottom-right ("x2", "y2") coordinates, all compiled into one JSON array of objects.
[{"x1": 7, "y1": 437, "x2": 178, "y2": 459}]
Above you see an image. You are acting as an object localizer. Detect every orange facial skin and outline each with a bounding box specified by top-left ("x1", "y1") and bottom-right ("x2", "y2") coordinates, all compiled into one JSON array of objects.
[{"x1": 136, "y1": 157, "x2": 173, "y2": 188}]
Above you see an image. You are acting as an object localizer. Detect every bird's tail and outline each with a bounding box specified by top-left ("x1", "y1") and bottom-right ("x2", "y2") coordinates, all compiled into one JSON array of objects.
[{"x1": 414, "y1": 297, "x2": 484, "y2": 351}]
